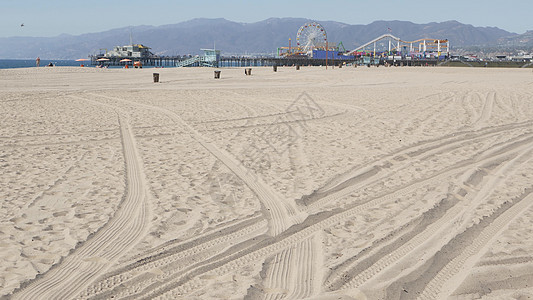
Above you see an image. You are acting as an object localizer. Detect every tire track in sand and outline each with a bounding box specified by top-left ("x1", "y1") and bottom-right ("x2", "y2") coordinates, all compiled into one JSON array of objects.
[
  {"x1": 338, "y1": 136, "x2": 533, "y2": 292},
  {"x1": 473, "y1": 91, "x2": 495, "y2": 129},
  {"x1": 254, "y1": 232, "x2": 323, "y2": 300},
  {"x1": 87, "y1": 93, "x2": 305, "y2": 237},
  {"x1": 80, "y1": 95, "x2": 315, "y2": 299},
  {"x1": 418, "y1": 157, "x2": 533, "y2": 299},
  {"x1": 302, "y1": 120, "x2": 533, "y2": 214},
  {"x1": 88, "y1": 131, "x2": 533, "y2": 299},
  {"x1": 146, "y1": 134, "x2": 532, "y2": 299},
  {"x1": 62, "y1": 93, "x2": 531, "y2": 299},
  {"x1": 224, "y1": 94, "x2": 313, "y2": 197},
  {"x1": 420, "y1": 191, "x2": 533, "y2": 299},
  {"x1": 11, "y1": 106, "x2": 151, "y2": 300},
  {"x1": 96, "y1": 153, "x2": 480, "y2": 299},
  {"x1": 80, "y1": 218, "x2": 268, "y2": 299}
]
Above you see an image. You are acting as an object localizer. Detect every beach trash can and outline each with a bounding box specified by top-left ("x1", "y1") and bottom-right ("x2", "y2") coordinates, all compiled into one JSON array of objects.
[
  {"x1": 214, "y1": 70, "x2": 221, "y2": 79},
  {"x1": 296, "y1": 65, "x2": 300, "y2": 70},
  {"x1": 153, "y1": 73, "x2": 159, "y2": 83},
  {"x1": 245, "y1": 68, "x2": 252, "y2": 75},
  {"x1": 273, "y1": 65, "x2": 277, "y2": 72}
]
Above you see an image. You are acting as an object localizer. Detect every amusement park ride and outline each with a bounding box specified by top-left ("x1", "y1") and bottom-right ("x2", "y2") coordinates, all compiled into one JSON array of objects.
[
  {"x1": 278, "y1": 22, "x2": 335, "y2": 58},
  {"x1": 278, "y1": 21, "x2": 450, "y2": 60}
]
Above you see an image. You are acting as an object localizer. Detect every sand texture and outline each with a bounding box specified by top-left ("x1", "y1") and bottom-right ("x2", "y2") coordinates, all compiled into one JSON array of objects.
[{"x1": 1, "y1": 65, "x2": 533, "y2": 299}]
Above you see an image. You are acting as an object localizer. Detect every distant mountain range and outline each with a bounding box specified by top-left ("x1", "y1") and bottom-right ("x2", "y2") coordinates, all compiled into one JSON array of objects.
[{"x1": 1, "y1": 18, "x2": 531, "y2": 59}]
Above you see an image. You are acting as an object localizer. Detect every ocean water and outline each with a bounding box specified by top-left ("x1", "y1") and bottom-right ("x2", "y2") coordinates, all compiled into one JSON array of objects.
[
  {"x1": 0, "y1": 59, "x2": 83, "y2": 69},
  {"x1": 0, "y1": 59, "x2": 178, "y2": 69}
]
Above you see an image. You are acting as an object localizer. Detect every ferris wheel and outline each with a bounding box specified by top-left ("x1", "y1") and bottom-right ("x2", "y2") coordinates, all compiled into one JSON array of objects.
[{"x1": 296, "y1": 22, "x2": 328, "y2": 52}]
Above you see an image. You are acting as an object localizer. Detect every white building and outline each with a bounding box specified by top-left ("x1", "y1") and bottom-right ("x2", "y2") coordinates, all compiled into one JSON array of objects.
[{"x1": 105, "y1": 44, "x2": 153, "y2": 58}]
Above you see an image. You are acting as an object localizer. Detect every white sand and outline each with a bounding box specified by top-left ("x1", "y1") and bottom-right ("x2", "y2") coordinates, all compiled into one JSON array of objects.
[{"x1": 1, "y1": 65, "x2": 533, "y2": 299}]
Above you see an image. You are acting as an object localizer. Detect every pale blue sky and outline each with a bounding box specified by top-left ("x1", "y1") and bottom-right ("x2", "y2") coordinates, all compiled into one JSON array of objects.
[{"x1": 2, "y1": 0, "x2": 532, "y2": 38}]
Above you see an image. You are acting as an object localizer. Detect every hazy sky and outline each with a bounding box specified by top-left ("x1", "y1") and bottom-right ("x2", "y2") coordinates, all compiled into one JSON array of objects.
[{"x1": 2, "y1": 0, "x2": 532, "y2": 38}]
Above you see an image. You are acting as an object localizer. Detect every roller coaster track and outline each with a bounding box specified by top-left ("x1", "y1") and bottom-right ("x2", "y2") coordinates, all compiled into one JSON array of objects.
[{"x1": 346, "y1": 34, "x2": 447, "y2": 55}]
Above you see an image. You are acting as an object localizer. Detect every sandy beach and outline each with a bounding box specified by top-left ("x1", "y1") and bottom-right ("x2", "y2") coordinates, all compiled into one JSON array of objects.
[{"x1": 1, "y1": 65, "x2": 533, "y2": 299}]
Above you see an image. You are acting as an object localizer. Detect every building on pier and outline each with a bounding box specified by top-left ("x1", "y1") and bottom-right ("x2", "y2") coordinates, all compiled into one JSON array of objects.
[
  {"x1": 105, "y1": 44, "x2": 153, "y2": 58},
  {"x1": 91, "y1": 42, "x2": 181, "y2": 67}
]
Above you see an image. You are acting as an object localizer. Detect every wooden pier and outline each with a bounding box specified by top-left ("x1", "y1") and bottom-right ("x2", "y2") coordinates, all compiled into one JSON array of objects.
[
  {"x1": 217, "y1": 57, "x2": 439, "y2": 67},
  {"x1": 90, "y1": 55, "x2": 359, "y2": 68},
  {"x1": 90, "y1": 55, "x2": 184, "y2": 67},
  {"x1": 90, "y1": 54, "x2": 440, "y2": 68},
  {"x1": 218, "y1": 57, "x2": 359, "y2": 67}
]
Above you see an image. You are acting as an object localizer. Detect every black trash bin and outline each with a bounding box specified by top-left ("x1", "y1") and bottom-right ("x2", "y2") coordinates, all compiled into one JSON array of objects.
[
  {"x1": 214, "y1": 70, "x2": 221, "y2": 79},
  {"x1": 153, "y1": 73, "x2": 159, "y2": 83},
  {"x1": 296, "y1": 65, "x2": 300, "y2": 70},
  {"x1": 273, "y1": 65, "x2": 277, "y2": 72}
]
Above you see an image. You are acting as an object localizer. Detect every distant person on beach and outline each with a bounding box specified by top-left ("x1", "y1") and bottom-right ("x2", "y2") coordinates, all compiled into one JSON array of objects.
[{"x1": 36, "y1": 57, "x2": 40, "y2": 67}]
